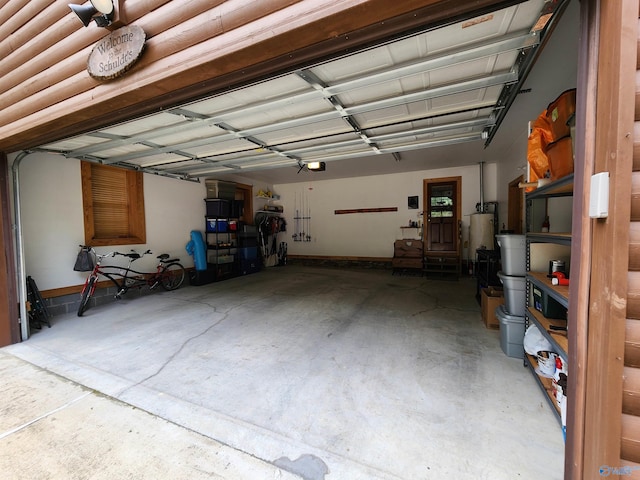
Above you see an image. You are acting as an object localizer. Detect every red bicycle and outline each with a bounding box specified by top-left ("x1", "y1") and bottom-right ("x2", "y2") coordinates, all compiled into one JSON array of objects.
[{"x1": 77, "y1": 246, "x2": 186, "y2": 316}]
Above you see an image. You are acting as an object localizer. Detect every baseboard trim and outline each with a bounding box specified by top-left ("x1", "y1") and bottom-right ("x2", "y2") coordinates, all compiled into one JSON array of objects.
[
  {"x1": 287, "y1": 255, "x2": 392, "y2": 269},
  {"x1": 40, "y1": 280, "x2": 113, "y2": 299},
  {"x1": 287, "y1": 255, "x2": 391, "y2": 263}
]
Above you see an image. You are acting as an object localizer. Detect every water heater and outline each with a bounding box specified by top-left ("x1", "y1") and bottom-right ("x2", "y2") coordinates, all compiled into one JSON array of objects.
[{"x1": 469, "y1": 213, "x2": 495, "y2": 254}]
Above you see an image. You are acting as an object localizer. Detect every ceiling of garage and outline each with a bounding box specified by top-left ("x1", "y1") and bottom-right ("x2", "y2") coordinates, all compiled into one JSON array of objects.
[{"x1": 33, "y1": 0, "x2": 570, "y2": 185}]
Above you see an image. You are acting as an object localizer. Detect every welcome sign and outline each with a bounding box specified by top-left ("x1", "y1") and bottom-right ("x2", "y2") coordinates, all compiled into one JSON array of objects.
[{"x1": 88, "y1": 25, "x2": 145, "y2": 80}]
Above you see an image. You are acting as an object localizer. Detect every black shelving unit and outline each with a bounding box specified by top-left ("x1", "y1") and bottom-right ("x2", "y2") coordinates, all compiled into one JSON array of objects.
[
  {"x1": 205, "y1": 198, "x2": 238, "y2": 281},
  {"x1": 475, "y1": 248, "x2": 501, "y2": 303},
  {"x1": 524, "y1": 174, "x2": 573, "y2": 427}
]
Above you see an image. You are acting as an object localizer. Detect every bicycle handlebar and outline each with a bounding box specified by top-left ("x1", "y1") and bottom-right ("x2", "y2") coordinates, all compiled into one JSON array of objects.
[
  {"x1": 113, "y1": 250, "x2": 152, "y2": 259},
  {"x1": 79, "y1": 246, "x2": 153, "y2": 262}
]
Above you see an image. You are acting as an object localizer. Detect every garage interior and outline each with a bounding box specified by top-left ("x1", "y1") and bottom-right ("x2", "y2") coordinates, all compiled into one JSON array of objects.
[{"x1": 0, "y1": 0, "x2": 592, "y2": 478}]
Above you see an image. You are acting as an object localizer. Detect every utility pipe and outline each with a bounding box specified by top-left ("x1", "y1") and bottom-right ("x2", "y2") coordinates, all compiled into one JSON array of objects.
[
  {"x1": 12, "y1": 150, "x2": 32, "y2": 341},
  {"x1": 479, "y1": 161, "x2": 485, "y2": 213}
]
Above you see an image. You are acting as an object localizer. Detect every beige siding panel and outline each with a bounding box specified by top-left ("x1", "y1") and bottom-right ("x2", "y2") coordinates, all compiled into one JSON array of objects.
[
  {"x1": 0, "y1": 0, "x2": 303, "y2": 140},
  {"x1": 631, "y1": 172, "x2": 640, "y2": 221},
  {"x1": 635, "y1": 122, "x2": 640, "y2": 170},
  {"x1": 621, "y1": 459, "x2": 640, "y2": 477},
  {"x1": 0, "y1": 0, "x2": 28, "y2": 26},
  {"x1": 630, "y1": 272, "x2": 640, "y2": 320},
  {"x1": 631, "y1": 223, "x2": 640, "y2": 270},
  {"x1": 637, "y1": 70, "x2": 640, "y2": 122},
  {"x1": 0, "y1": 10, "x2": 97, "y2": 85},
  {"x1": 134, "y1": 0, "x2": 223, "y2": 36},
  {"x1": 0, "y1": 45, "x2": 97, "y2": 113},
  {"x1": 0, "y1": 1, "x2": 169, "y2": 65},
  {"x1": 0, "y1": 0, "x2": 50, "y2": 42},
  {"x1": 625, "y1": 366, "x2": 640, "y2": 415},
  {"x1": 628, "y1": 319, "x2": 640, "y2": 367},
  {"x1": 0, "y1": 0, "x2": 212, "y2": 110},
  {"x1": 622, "y1": 413, "x2": 640, "y2": 462},
  {"x1": 638, "y1": 16, "x2": 640, "y2": 68}
]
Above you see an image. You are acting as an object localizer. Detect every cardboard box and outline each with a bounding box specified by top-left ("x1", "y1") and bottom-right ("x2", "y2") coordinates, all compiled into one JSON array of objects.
[{"x1": 481, "y1": 287, "x2": 504, "y2": 329}]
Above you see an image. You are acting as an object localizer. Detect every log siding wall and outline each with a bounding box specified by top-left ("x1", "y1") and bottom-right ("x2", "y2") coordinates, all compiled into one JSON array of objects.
[{"x1": 622, "y1": 1, "x2": 640, "y2": 467}]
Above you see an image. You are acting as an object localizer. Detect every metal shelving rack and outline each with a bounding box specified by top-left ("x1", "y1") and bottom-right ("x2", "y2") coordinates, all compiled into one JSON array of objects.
[
  {"x1": 524, "y1": 174, "x2": 573, "y2": 426},
  {"x1": 205, "y1": 199, "x2": 238, "y2": 281}
]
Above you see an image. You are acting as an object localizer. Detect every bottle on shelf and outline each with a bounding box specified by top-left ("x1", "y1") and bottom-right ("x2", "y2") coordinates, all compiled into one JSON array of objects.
[{"x1": 541, "y1": 215, "x2": 550, "y2": 233}]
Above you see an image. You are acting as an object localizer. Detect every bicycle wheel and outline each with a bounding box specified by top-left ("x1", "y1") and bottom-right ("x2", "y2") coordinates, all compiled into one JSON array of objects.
[
  {"x1": 77, "y1": 276, "x2": 96, "y2": 316},
  {"x1": 160, "y1": 263, "x2": 185, "y2": 291}
]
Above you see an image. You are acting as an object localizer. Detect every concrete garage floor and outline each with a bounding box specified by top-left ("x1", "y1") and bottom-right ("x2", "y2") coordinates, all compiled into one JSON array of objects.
[{"x1": 2, "y1": 265, "x2": 564, "y2": 479}]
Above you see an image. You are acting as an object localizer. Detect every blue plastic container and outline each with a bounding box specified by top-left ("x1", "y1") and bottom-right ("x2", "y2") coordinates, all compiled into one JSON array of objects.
[
  {"x1": 186, "y1": 230, "x2": 207, "y2": 271},
  {"x1": 206, "y1": 219, "x2": 228, "y2": 232}
]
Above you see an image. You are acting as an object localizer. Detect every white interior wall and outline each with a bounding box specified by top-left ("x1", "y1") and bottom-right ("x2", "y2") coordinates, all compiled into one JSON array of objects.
[
  {"x1": 13, "y1": 152, "x2": 205, "y2": 291},
  {"x1": 492, "y1": 0, "x2": 579, "y2": 227},
  {"x1": 14, "y1": 154, "x2": 501, "y2": 292},
  {"x1": 274, "y1": 163, "x2": 497, "y2": 261}
]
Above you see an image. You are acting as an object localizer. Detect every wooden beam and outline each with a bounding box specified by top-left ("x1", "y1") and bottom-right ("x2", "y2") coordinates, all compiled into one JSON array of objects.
[
  {"x1": 287, "y1": 255, "x2": 391, "y2": 263},
  {"x1": 582, "y1": 0, "x2": 638, "y2": 472},
  {"x1": 0, "y1": 152, "x2": 19, "y2": 346},
  {"x1": 334, "y1": 208, "x2": 398, "y2": 215}
]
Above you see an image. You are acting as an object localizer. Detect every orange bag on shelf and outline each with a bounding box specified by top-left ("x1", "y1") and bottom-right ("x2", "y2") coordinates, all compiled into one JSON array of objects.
[
  {"x1": 546, "y1": 135, "x2": 573, "y2": 180},
  {"x1": 546, "y1": 88, "x2": 576, "y2": 141},
  {"x1": 527, "y1": 110, "x2": 554, "y2": 182}
]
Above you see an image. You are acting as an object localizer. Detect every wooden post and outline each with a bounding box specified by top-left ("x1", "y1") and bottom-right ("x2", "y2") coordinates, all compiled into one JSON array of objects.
[{"x1": 581, "y1": 0, "x2": 638, "y2": 474}]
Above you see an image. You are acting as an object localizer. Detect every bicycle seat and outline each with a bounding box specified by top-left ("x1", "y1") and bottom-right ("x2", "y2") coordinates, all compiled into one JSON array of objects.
[
  {"x1": 126, "y1": 253, "x2": 141, "y2": 259},
  {"x1": 157, "y1": 254, "x2": 170, "y2": 260}
]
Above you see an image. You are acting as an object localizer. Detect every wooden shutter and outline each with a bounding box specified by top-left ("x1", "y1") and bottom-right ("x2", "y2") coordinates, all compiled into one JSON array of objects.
[
  {"x1": 81, "y1": 162, "x2": 146, "y2": 246},
  {"x1": 91, "y1": 165, "x2": 130, "y2": 238}
]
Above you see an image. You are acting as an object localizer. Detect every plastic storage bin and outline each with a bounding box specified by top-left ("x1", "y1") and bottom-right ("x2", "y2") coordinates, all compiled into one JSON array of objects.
[
  {"x1": 205, "y1": 199, "x2": 231, "y2": 217},
  {"x1": 496, "y1": 304, "x2": 525, "y2": 359},
  {"x1": 239, "y1": 246, "x2": 258, "y2": 260},
  {"x1": 497, "y1": 271, "x2": 526, "y2": 317},
  {"x1": 205, "y1": 180, "x2": 236, "y2": 200},
  {"x1": 240, "y1": 258, "x2": 260, "y2": 275},
  {"x1": 206, "y1": 219, "x2": 228, "y2": 232},
  {"x1": 495, "y1": 234, "x2": 526, "y2": 276}
]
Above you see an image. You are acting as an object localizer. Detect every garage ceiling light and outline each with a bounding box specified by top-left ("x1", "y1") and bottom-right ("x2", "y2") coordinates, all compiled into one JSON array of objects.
[{"x1": 307, "y1": 162, "x2": 326, "y2": 172}]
